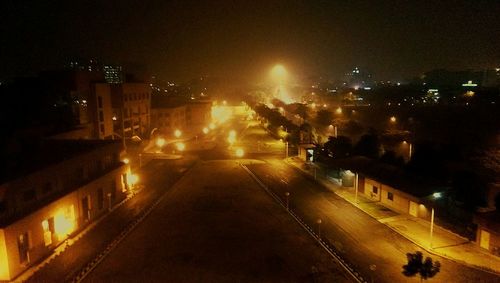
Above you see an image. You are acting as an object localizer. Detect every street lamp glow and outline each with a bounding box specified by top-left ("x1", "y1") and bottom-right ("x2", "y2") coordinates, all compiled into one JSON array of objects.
[
  {"x1": 390, "y1": 116, "x2": 397, "y2": 123},
  {"x1": 175, "y1": 142, "x2": 185, "y2": 151},
  {"x1": 336, "y1": 107, "x2": 342, "y2": 114},
  {"x1": 271, "y1": 64, "x2": 287, "y2": 82},
  {"x1": 174, "y1": 129, "x2": 182, "y2": 138},
  {"x1": 432, "y1": 192, "x2": 442, "y2": 199},
  {"x1": 156, "y1": 138, "x2": 166, "y2": 147},
  {"x1": 203, "y1": 127, "x2": 209, "y2": 134},
  {"x1": 122, "y1": 158, "x2": 130, "y2": 164},
  {"x1": 126, "y1": 173, "x2": 139, "y2": 186},
  {"x1": 235, "y1": 148, "x2": 244, "y2": 157}
]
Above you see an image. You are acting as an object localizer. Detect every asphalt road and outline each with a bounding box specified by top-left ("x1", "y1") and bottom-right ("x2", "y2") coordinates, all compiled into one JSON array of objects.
[
  {"x1": 83, "y1": 160, "x2": 351, "y2": 283},
  {"x1": 246, "y1": 160, "x2": 500, "y2": 282}
]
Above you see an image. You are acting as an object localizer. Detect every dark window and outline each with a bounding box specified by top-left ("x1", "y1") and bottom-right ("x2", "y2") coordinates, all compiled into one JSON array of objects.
[
  {"x1": 18, "y1": 232, "x2": 30, "y2": 263},
  {"x1": 23, "y1": 189, "x2": 36, "y2": 202},
  {"x1": 98, "y1": 96, "x2": 103, "y2": 108},
  {"x1": 387, "y1": 192, "x2": 394, "y2": 201},
  {"x1": 111, "y1": 180, "x2": 116, "y2": 201},
  {"x1": 0, "y1": 201, "x2": 7, "y2": 213},
  {"x1": 97, "y1": 188, "x2": 104, "y2": 210},
  {"x1": 42, "y1": 182, "x2": 53, "y2": 194},
  {"x1": 100, "y1": 124, "x2": 105, "y2": 133},
  {"x1": 372, "y1": 186, "x2": 378, "y2": 194},
  {"x1": 99, "y1": 111, "x2": 104, "y2": 122}
]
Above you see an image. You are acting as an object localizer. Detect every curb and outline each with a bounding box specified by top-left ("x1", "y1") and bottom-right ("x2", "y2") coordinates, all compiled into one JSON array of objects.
[{"x1": 240, "y1": 163, "x2": 367, "y2": 283}]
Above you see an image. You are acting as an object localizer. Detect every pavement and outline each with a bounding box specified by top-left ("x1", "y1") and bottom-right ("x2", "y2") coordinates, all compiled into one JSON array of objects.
[{"x1": 286, "y1": 157, "x2": 500, "y2": 275}]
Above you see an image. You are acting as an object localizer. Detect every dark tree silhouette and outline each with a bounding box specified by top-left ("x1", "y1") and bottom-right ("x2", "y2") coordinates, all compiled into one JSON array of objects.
[
  {"x1": 323, "y1": 136, "x2": 352, "y2": 159},
  {"x1": 353, "y1": 134, "x2": 381, "y2": 159},
  {"x1": 315, "y1": 109, "x2": 333, "y2": 126},
  {"x1": 292, "y1": 103, "x2": 309, "y2": 121},
  {"x1": 402, "y1": 251, "x2": 441, "y2": 282}
]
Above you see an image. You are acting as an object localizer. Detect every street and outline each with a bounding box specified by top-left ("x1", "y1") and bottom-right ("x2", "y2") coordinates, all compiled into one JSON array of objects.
[{"x1": 25, "y1": 115, "x2": 500, "y2": 283}]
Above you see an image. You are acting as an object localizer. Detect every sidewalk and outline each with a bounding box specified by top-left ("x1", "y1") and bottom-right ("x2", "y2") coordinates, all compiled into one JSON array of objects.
[{"x1": 286, "y1": 157, "x2": 500, "y2": 275}]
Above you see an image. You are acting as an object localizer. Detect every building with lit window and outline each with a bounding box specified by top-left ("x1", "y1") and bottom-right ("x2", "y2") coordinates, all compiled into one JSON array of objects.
[
  {"x1": 0, "y1": 140, "x2": 128, "y2": 281},
  {"x1": 111, "y1": 83, "x2": 152, "y2": 138},
  {"x1": 150, "y1": 97, "x2": 212, "y2": 138},
  {"x1": 103, "y1": 65, "x2": 123, "y2": 84},
  {"x1": 151, "y1": 104, "x2": 187, "y2": 137}
]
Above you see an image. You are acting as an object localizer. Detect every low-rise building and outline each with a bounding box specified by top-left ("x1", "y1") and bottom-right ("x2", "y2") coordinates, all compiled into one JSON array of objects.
[
  {"x1": 150, "y1": 97, "x2": 212, "y2": 138},
  {"x1": 474, "y1": 212, "x2": 500, "y2": 257},
  {"x1": 0, "y1": 140, "x2": 129, "y2": 281}
]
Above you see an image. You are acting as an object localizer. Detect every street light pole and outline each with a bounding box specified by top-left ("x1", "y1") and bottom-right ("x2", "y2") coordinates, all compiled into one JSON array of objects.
[
  {"x1": 285, "y1": 192, "x2": 290, "y2": 210},
  {"x1": 285, "y1": 141, "x2": 288, "y2": 159},
  {"x1": 430, "y1": 207, "x2": 435, "y2": 248},
  {"x1": 317, "y1": 219, "x2": 322, "y2": 238},
  {"x1": 409, "y1": 142, "x2": 413, "y2": 160},
  {"x1": 354, "y1": 173, "x2": 359, "y2": 204}
]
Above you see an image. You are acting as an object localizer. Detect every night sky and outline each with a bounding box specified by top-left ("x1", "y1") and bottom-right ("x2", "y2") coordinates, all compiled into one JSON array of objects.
[{"x1": 1, "y1": 0, "x2": 499, "y2": 82}]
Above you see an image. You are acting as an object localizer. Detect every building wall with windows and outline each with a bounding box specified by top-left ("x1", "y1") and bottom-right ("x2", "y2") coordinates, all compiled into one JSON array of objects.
[
  {"x1": 362, "y1": 177, "x2": 419, "y2": 216},
  {"x1": 111, "y1": 83, "x2": 151, "y2": 138},
  {"x1": 150, "y1": 105, "x2": 187, "y2": 136},
  {"x1": 186, "y1": 101, "x2": 211, "y2": 128},
  {"x1": 89, "y1": 83, "x2": 115, "y2": 139},
  {"x1": 0, "y1": 140, "x2": 128, "y2": 281}
]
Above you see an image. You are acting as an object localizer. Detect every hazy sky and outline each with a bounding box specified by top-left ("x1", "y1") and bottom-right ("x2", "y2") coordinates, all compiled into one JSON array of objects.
[{"x1": 1, "y1": 0, "x2": 499, "y2": 82}]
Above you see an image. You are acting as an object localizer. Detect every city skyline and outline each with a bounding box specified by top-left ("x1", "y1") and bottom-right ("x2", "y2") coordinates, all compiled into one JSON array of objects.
[{"x1": 1, "y1": 0, "x2": 499, "y2": 82}]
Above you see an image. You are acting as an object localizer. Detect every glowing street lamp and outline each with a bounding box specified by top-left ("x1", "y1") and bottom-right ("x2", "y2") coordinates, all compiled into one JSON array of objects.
[
  {"x1": 122, "y1": 158, "x2": 130, "y2": 164},
  {"x1": 175, "y1": 142, "x2": 185, "y2": 152},
  {"x1": 335, "y1": 107, "x2": 342, "y2": 114},
  {"x1": 203, "y1": 127, "x2": 209, "y2": 134},
  {"x1": 390, "y1": 116, "x2": 397, "y2": 123},
  {"x1": 271, "y1": 64, "x2": 287, "y2": 83},
  {"x1": 126, "y1": 173, "x2": 139, "y2": 194},
  {"x1": 174, "y1": 129, "x2": 182, "y2": 138},
  {"x1": 235, "y1": 148, "x2": 244, "y2": 157},
  {"x1": 156, "y1": 137, "x2": 166, "y2": 148}
]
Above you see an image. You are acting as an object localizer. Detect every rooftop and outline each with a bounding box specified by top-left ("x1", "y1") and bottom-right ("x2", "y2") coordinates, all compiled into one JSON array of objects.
[
  {"x1": 1, "y1": 139, "x2": 122, "y2": 184},
  {"x1": 327, "y1": 156, "x2": 447, "y2": 198}
]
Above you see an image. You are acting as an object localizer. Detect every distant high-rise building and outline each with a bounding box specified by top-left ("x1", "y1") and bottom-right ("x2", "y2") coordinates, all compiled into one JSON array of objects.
[
  {"x1": 343, "y1": 67, "x2": 373, "y2": 89},
  {"x1": 481, "y1": 68, "x2": 500, "y2": 87},
  {"x1": 103, "y1": 65, "x2": 123, "y2": 84}
]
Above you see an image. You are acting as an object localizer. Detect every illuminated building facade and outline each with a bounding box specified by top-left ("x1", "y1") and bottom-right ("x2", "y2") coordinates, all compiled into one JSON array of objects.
[
  {"x1": 0, "y1": 140, "x2": 128, "y2": 280},
  {"x1": 150, "y1": 99, "x2": 211, "y2": 137},
  {"x1": 111, "y1": 83, "x2": 152, "y2": 138},
  {"x1": 151, "y1": 105, "x2": 187, "y2": 136}
]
